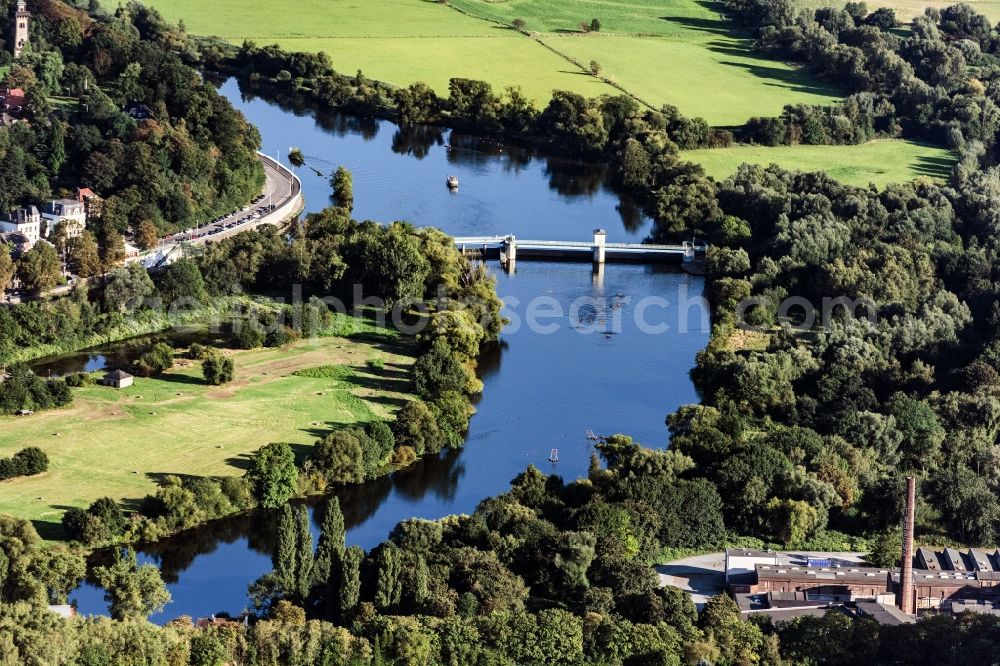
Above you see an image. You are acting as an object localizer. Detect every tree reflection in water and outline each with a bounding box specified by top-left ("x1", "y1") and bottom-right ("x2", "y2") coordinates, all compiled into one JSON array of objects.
[
  {"x1": 445, "y1": 133, "x2": 532, "y2": 174},
  {"x1": 224, "y1": 76, "x2": 651, "y2": 241},
  {"x1": 391, "y1": 125, "x2": 445, "y2": 159},
  {"x1": 96, "y1": 445, "x2": 466, "y2": 587},
  {"x1": 392, "y1": 448, "x2": 465, "y2": 503},
  {"x1": 544, "y1": 159, "x2": 607, "y2": 197},
  {"x1": 616, "y1": 196, "x2": 647, "y2": 235}
]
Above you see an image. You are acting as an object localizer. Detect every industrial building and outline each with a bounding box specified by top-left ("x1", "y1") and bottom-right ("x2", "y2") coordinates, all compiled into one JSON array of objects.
[
  {"x1": 727, "y1": 551, "x2": 1000, "y2": 614},
  {"x1": 725, "y1": 477, "x2": 1000, "y2": 621}
]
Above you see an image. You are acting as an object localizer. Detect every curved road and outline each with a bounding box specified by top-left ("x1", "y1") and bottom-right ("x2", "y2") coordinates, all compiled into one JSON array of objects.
[
  {"x1": 2, "y1": 155, "x2": 302, "y2": 302},
  {"x1": 168, "y1": 152, "x2": 302, "y2": 245}
]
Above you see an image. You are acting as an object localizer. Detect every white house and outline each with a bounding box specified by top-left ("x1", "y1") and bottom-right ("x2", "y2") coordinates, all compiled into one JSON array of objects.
[
  {"x1": 41, "y1": 199, "x2": 87, "y2": 239},
  {"x1": 46, "y1": 604, "x2": 76, "y2": 619},
  {"x1": 0, "y1": 206, "x2": 40, "y2": 245},
  {"x1": 102, "y1": 369, "x2": 134, "y2": 389}
]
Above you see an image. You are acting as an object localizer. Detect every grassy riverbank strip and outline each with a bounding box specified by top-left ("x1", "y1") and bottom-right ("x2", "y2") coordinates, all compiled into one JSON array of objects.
[
  {"x1": 683, "y1": 139, "x2": 957, "y2": 188},
  {"x1": 2, "y1": 295, "x2": 392, "y2": 367},
  {"x1": 0, "y1": 332, "x2": 415, "y2": 537}
]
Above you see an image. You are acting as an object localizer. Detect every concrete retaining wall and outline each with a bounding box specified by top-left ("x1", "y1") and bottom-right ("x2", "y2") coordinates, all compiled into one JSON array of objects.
[{"x1": 205, "y1": 153, "x2": 304, "y2": 243}]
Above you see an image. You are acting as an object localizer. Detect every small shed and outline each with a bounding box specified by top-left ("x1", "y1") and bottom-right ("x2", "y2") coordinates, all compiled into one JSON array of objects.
[
  {"x1": 46, "y1": 604, "x2": 76, "y2": 619},
  {"x1": 102, "y1": 369, "x2": 134, "y2": 389}
]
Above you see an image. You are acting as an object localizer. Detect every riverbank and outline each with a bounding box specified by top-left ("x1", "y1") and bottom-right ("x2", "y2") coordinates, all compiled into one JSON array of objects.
[
  {"x1": 145, "y1": 0, "x2": 842, "y2": 124},
  {"x1": 2, "y1": 295, "x2": 302, "y2": 367},
  {"x1": 60, "y1": 77, "x2": 711, "y2": 619},
  {"x1": 0, "y1": 330, "x2": 415, "y2": 538},
  {"x1": 67, "y1": 260, "x2": 707, "y2": 619}
]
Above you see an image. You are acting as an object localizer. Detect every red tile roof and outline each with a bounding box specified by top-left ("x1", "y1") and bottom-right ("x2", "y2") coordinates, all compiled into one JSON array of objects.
[{"x1": 5, "y1": 88, "x2": 25, "y2": 107}]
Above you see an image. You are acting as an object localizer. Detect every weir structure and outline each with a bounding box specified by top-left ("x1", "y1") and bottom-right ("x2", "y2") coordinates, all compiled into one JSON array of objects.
[{"x1": 455, "y1": 230, "x2": 708, "y2": 274}]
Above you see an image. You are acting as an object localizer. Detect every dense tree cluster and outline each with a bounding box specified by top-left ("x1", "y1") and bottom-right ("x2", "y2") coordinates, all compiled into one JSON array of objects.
[
  {"x1": 130, "y1": 340, "x2": 173, "y2": 376},
  {"x1": 62, "y1": 475, "x2": 256, "y2": 545},
  {"x1": 0, "y1": 362, "x2": 71, "y2": 414},
  {"x1": 62, "y1": 495, "x2": 129, "y2": 543},
  {"x1": 12, "y1": 241, "x2": 62, "y2": 295},
  {"x1": 727, "y1": 0, "x2": 1000, "y2": 153},
  {"x1": 305, "y1": 421, "x2": 397, "y2": 486},
  {"x1": 200, "y1": 349, "x2": 234, "y2": 385},
  {"x1": 0, "y1": 515, "x2": 84, "y2": 608},
  {"x1": 244, "y1": 440, "x2": 737, "y2": 664},
  {"x1": 0, "y1": 0, "x2": 262, "y2": 239},
  {"x1": 2, "y1": 580, "x2": 1000, "y2": 664},
  {"x1": 676, "y1": 161, "x2": 1000, "y2": 547},
  {"x1": 92, "y1": 547, "x2": 171, "y2": 621},
  {"x1": 0, "y1": 445, "x2": 47, "y2": 481},
  {"x1": 0, "y1": 259, "x2": 215, "y2": 365}
]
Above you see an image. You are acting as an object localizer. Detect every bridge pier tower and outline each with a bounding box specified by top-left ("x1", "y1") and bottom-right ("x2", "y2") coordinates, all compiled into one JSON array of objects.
[
  {"x1": 592, "y1": 262, "x2": 604, "y2": 287},
  {"x1": 503, "y1": 234, "x2": 516, "y2": 273},
  {"x1": 592, "y1": 229, "x2": 607, "y2": 266}
]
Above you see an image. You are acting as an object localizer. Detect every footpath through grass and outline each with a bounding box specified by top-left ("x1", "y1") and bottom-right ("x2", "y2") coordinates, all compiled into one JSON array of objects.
[
  {"x1": 0, "y1": 334, "x2": 414, "y2": 538},
  {"x1": 141, "y1": 0, "x2": 840, "y2": 124},
  {"x1": 683, "y1": 139, "x2": 957, "y2": 187}
]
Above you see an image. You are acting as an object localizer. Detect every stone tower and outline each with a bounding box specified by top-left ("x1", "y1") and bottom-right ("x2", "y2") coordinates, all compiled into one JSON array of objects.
[{"x1": 13, "y1": 0, "x2": 29, "y2": 59}]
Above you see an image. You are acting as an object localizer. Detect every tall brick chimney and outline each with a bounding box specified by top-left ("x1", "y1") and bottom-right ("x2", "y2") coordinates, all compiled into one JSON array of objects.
[{"x1": 898, "y1": 475, "x2": 916, "y2": 614}]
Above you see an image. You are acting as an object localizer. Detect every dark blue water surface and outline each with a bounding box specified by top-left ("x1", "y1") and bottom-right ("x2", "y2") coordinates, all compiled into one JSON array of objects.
[
  {"x1": 68, "y1": 80, "x2": 707, "y2": 621},
  {"x1": 225, "y1": 78, "x2": 651, "y2": 242}
]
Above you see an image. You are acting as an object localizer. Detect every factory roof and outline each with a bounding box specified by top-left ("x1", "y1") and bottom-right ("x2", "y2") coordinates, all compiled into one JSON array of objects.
[
  {"x1": 856, "y1": 602, "x2": 915, "y2": 626},
  {"x1": 756, "y1": 564, "x2": 892, "y2": 583}
]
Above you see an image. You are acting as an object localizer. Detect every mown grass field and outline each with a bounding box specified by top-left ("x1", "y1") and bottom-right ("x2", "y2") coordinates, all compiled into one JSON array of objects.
[
  {"x1": 552, "y1": 34, "x2": 835, "y2": 124},
  {"x1": 280, "y1": 34, "x2": 612, "y2": 103},
  {"x1": 139, "y1": 0, "x2": 841, "y2": 124},
  {"x1": 447, "y1": 0, "x2": 842, "y2": 124},
  {"x1": 795, "y1": 0, "x2": 1000, "y2": 21},
  {"x1": 683, "y1": 139, "x2": 957, "y2": 187},
  {"x1": 0, "y1": 334, "x2": 414, "y2": 536},
  {"x1": 139, "y1": 0, "x2": 609, "y2": 105}
]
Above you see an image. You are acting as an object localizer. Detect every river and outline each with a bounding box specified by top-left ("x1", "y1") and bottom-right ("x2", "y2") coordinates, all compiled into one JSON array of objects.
[
  {"x1": 222, "y1": 79, "x2": 651, "y2": 242},
  {"x1": 68, "y1": 79, "x2": 708, "y2": 620}
]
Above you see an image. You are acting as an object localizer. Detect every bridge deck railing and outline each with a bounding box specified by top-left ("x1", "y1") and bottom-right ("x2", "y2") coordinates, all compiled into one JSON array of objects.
[{"x1": 453, "y1": 237, "x2": 707, "y2": 253}]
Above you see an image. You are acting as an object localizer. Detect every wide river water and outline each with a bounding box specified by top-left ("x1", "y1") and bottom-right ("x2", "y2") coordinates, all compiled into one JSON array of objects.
[{"x1": 67, "y1": 79, "x2": 708, "y2": 620}]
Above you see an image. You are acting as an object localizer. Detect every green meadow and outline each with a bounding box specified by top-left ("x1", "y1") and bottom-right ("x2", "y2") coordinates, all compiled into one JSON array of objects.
[
  {"x1": 795, "y1": 0, "x2": 1000, "y2": 21},
  {"x1": 683, "y1": 140, "x2": 957, "y2": 188},
  {"x1": 552, "y1": 34, "x2": 836, "y2": 125},
  {"x1": 139, "y1": 0, "x2": 841, "y2": 124},
  {"x1": 449, "y1": 0, "x2": 840, "y2": 123},
  {"x1": 0, "y1": 335, "x2": 414, "y2": 534},
  {"x1": 119, "y1": 0, "x2": 949, "y2": 195}
]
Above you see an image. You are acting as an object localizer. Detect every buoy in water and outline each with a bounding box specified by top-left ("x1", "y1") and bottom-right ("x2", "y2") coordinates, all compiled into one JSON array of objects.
[{"x1": 548, "y1": 448, "x2": 559, "y2": 462}]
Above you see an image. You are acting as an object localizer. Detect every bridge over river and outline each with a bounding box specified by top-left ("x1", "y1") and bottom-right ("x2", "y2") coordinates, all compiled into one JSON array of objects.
[{"x1": 455, "y1": 230, "x2": 708, "y2": 273}]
